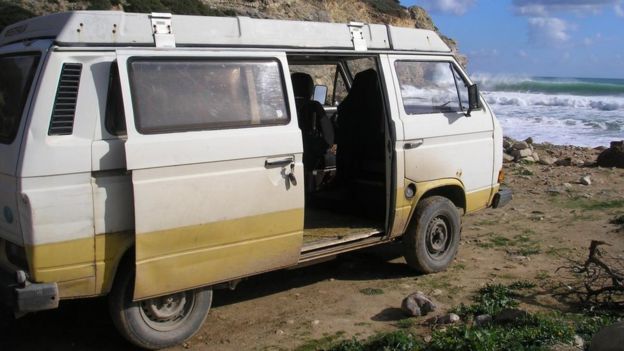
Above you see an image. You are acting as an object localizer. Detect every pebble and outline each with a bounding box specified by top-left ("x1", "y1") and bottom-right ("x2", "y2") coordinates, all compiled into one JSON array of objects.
[{"x1": 580, "y1": 175, "x2": 591, "y2": 185}]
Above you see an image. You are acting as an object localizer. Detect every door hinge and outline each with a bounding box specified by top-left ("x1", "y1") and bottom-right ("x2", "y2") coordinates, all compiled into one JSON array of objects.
[
  {"x1": 348, "y1": 22, "x2": 367, "y2": 52},
  {"x1": 150, "y1": 13, "x2": 175, "y2": 48}
]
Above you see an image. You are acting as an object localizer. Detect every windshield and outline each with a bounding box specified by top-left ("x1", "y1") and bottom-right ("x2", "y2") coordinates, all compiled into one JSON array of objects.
[{"x1": 0, "y1": 53, "x2": 40, "y2": 144}]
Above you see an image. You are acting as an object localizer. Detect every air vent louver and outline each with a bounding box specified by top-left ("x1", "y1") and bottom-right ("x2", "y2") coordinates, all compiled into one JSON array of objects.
[{"x1": 48, "y1": 63, "x2": 82, "y2": 135}]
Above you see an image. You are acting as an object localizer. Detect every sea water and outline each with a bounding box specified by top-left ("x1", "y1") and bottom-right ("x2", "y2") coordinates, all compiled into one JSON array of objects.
[{"x1": 476, "y1": 74, "x2": 624, "y2": 147}]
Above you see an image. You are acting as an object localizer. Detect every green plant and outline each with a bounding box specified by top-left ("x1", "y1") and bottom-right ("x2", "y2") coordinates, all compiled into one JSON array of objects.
[
  {"x1": 0, "y1": 2, "x2": 35, "y2": 32},
  {"x1": 330, "y1": 330, "x2": 423, "y2": 351},
  {"x1": 451, "y1": 282, "x2": 534, "y2": 317},
  {"x1": 359, "y1": 287, "x2": 384, "y2": 295},
  {"x1": 428, "y1": 313, "x2": 575, "y2": 351},
  {"x1": 87, "y1": 0, "x2": 112, "y2": 10}
]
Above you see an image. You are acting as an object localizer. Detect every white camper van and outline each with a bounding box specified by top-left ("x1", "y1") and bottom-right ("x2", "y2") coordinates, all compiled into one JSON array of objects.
[{"x1": 0, "y1": 11, "x2": 510, "y2": 349}]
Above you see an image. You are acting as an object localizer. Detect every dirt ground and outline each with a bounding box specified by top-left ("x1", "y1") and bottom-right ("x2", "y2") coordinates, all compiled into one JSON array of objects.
[{"x1": 2, "y1": 144, "x2": 623, "y2": 351}]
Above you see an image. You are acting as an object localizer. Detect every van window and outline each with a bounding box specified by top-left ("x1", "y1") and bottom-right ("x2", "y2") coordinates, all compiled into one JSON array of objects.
[
  {"x1": 0, "y1": 54, "x2": 40, "y2": 144},
  {"x1": 346, "y1": 57, "x2": 376, "y2": 78},
  {"x1": 395, "y1": 61, "x2": 462, "y2": 115},
  {"x1": 105, "y1": 63, "x2": 126, "y2": 136},
  {"x1": 128, "y1": 59, "x2": 289, "y2": 134}
]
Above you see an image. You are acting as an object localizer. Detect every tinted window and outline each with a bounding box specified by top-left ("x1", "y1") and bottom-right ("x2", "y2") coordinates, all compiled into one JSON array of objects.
[
  {"x1": 395, "y1": 61, "x2": 462, "y2": 115},
  {"x1": 0, "y1": 54, "x2": 40, "y2": 143},
  {"x1": 129, "y1": 59, "x2": 289, "y2": 134},
  {"x1": 105, "y1": 63, "x2": 126, "y2": 136}
]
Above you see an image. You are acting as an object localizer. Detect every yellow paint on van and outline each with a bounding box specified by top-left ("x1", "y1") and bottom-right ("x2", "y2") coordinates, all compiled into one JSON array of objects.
[
  {"x1": 26, "y1": 238, "x2": 95, "y2": 286},
  {"x1": 134, "y1": 208, "x2": 304, "y2": 299},
  {"x1": 465, "y1": 185, "x2": 498, "y2": 214},
  {"x1": 95, "y1": 231, "x2": 134, "y2": 295}
]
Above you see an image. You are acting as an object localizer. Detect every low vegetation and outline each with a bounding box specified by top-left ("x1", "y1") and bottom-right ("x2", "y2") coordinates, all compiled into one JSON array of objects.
[{"x1": 299, "y1": 281, "x2": 621, "y2": 351}]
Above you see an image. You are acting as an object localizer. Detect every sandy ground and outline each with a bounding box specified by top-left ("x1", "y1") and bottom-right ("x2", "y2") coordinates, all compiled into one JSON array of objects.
[{"x1": 2, "y1": 144, "x2": 623, "y2": 351}]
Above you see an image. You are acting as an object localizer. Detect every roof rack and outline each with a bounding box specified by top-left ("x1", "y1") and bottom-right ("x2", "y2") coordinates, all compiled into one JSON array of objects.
[{"x1": 0, "y1": 11, "x2": 451, "y2": 53}]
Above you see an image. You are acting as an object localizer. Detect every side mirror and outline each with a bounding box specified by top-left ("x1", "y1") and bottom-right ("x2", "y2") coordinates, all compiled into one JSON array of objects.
[
  {"x1": 466, "y1": 84, "x2": 481, "y2": 116},
  {"x1": 313, "y1": 85, "x2": 328, "y2": 105}
]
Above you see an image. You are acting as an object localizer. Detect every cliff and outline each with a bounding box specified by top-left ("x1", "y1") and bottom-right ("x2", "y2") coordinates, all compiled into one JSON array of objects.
[{"x1": 0, "y1": 0, "x2": 465, "y2": 66}]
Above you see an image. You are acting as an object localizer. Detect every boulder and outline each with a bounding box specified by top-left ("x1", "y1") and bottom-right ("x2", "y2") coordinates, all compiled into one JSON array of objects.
[
  {"x1": 524, "y1": 137, "x2": 534, "y2": 144},
  {"x1": 493, "y1": 308, "x2": 529, "y2": 324},
  {"x1": 590, "y1": 321, "x2": 624, "y2": 351},
  {"x1": 512, "y1": 148, "x2": 533, "y2": 159},
  {"x1": 474, "y1": 314, "x2": 492, "y2": 327},
  {"x1": 513, "y1": 141, "x2": 530, "y2": 150},
  {"x1": 596, "y1": 141, "x2": 624, "y2": 168},
  {"x1": 539, "y1": 156, "x2": 556, "y2": 165},
  {"x1": 503, "y1": 153, "x2": 515, "y2": 163},
  {"x1": 531, "y1": 152, "x2": 540, "y2": 162},
  {"x1": 426, "y1": 313, "x2": 460, "y2": 325},
  {"x1": 401, "y1": 292, "x2": 436, "y2": 317}
]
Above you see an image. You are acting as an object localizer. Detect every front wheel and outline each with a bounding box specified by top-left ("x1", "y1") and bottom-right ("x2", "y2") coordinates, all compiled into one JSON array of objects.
[
  {"x1": 108, "y1": 267, "x2": 213, "y2": 350},
  {"x1": 403, "y1": 195, "x2": 461, "y2": 273}
]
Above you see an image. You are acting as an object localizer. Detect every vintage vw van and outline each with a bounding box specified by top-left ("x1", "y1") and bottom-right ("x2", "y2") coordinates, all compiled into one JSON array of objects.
[{"x1": 0, "y1": 11, "x2": 510, "y2": 349}]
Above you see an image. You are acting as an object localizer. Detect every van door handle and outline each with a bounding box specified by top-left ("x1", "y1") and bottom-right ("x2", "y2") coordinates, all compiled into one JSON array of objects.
[
  {"x1": 265, "y1": 156, "x2": 295, "y2": 167},
  {"x1": 404, "y1": 140, "x2": 424, "y2": 150}
]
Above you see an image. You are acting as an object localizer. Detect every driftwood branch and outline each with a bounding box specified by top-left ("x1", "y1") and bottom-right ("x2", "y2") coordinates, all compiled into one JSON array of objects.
[{"x1": 555, "y1": 240, "x2": 624, "y2": 309}]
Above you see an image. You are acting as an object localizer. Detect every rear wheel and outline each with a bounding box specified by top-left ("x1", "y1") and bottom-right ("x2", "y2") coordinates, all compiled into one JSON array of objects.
[
  {"x1": 108, "y1": 266, "x2": 212, "y2": 350},
  {"x1": 403, "y1": 195, "x2": 461, "y2": 273}
]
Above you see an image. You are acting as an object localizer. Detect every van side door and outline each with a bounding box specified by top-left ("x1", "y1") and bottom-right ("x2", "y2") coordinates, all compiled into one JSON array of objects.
[
  {"x1": 115, "y1": 50, "x2": 304, "y2": 299},
  {"x1": 388, "y1": 55, "x2": 495, "y2": 212}
]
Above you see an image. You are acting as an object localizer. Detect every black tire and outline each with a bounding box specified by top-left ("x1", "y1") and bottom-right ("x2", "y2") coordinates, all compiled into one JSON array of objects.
[
  {"x1": 403, "y1": 195, "x2": 461, "y2": 273},
  {"x1": 108, "y1": 266, "x2": 213, "y2": 350}
]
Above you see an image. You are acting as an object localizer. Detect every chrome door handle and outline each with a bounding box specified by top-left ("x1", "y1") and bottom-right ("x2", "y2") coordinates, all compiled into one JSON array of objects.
[
  {"x1": 404, "y1": 139, "x2": 424, "y2": 150},
  {"x1": 265, "y1": 156, "x2": 295, "y2": 167}
]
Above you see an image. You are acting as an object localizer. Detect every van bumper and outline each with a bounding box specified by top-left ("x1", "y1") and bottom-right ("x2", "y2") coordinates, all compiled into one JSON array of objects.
[
  {"x1": 0, "y1": 268, "x2": 59, "y2": 314},
  {"x1": 491, "y1": 187, "x2": 512, "y2": 209}
]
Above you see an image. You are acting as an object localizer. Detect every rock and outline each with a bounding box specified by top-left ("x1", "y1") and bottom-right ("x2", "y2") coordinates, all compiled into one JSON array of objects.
[
  {"x1": 275, "y1": 329, "x2": 285, "y2": 336},
  {"x1": 503, "y1": 139, "x2": 513, "y2": 150},
  {"x1": 512, "y1": 148, "x2": 533, "y2": 158},
  {"x1": 563, "y1": 182, "x2": 572, "y2": 188},
  {"x1": 573, "y1": 335, "x2": 584, "y2": 349},
  {"x1": 539, "y1": 156, "x2": 556, "y2": 165},
  {"x1": 596, "y1": 141, "x2": 624, "y2": 168},
  {"x1": 531, "y1": 152, "x2": 540, "y2": 162},
  {"x1": 503, "y1": 153, "x2": 515, "y2": 163},
  {"x1": 494, "y1": 308, "x2": 529, "y2": 324},
  {"x1": 426, "y1": 313, "x2": 460, "y2": 325},
  {"x1": 590, "y1": 321, "x2": 624, "y2": 351},
  {"x1": 524, "y1": 137, "x2": 534, "y2": 144},
  {"x1": 431, "y1": 289, "x2": 443, "y2": 296},
  {"x1": 401, "y1": 292, "x2": 437, "y2": 317},
  {"x1": 311, "y1": 320, "x2": 320, "y2": 326},
  {"x1": 513, "y1": 141, "x2": 530, "y2": 150},
  {"x1": 580, "y1": 175, "x2": 591, "y2": 186},
  {"x1": 523, "y1": 156, "x2": 535, "y2": 163},
  {"x1": 474, "y1": 314, "x2": 492, "y2": 327},
  {"x1": 555, "y1": 157, "x2": 572, "y2": 166}
]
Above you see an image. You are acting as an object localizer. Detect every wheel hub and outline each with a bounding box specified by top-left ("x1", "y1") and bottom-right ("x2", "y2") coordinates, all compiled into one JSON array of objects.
[
  {"x1": 426, "y1": 217, "x2": 450, "y2": 258},
  {"x1": 139, "y1": 291, "x2": 195, "y2": 331}
]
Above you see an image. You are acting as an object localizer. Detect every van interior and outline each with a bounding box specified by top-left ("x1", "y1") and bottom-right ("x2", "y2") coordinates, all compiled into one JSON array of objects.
[{"x1": 288, "y1": 55, "x2": 390, "y2": 254}]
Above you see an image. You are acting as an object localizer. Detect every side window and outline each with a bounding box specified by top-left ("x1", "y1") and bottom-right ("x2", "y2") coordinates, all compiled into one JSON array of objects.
[
  {"x1": 105, "y1": 62, "x2": 126, "y2": 136},
  {"x1": 0, "y1": 54, "x2": 40, "y2": 143},
  {"x1": 395, "y1": 61, "x2": 462, "y2": 115},
  {"x1": 128, "y1": 59, "x2": 289, "y2": 134},
  {"x1": 453, "y1": 66, "x2": 469, "y2": 111}
]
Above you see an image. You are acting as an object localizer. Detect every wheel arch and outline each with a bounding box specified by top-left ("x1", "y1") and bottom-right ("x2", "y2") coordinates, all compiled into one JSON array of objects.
[{"x1": 403, "y1": 179, "x2": 466, "y2": 232}]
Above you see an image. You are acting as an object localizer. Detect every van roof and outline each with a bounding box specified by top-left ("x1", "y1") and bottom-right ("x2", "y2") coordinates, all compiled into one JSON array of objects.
[{"x1": 0, "y1": 11, "x2": 451, "y2": 53}]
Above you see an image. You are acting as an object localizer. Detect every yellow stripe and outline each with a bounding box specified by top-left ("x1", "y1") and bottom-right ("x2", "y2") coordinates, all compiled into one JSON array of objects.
[
  {"x1": 465, "y1": 186, "x2": 498, "y2": 213},
  {"x1": 26, "y1": 238, "x2": 95, "y2": 284},
  {"x1": 134, "y1": 208, "x2": 304, "y2": 299}
]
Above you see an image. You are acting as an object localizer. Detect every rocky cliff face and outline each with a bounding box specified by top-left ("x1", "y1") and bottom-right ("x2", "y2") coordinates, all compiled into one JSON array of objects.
[{"x1": 0, "y1": 0, "x2": 465, "y2": 66}]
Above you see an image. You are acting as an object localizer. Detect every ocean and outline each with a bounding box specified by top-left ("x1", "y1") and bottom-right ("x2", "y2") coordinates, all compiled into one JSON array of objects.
[{"x1": 476, "y1": 75, "x2": 624, "y2": 147}]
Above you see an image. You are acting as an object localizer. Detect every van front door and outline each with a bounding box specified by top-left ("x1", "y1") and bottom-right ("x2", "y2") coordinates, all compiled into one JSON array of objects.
[
  {"x1": 388, "y1": 56, "x2": 495, "y2": 212},
  {"x1": 116, "y1": 50, "x2": 304, "y2": 299}
]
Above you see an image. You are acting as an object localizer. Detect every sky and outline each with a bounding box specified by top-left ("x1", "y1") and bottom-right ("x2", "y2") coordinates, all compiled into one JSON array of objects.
[{"x1": 400, "y1": 0, "x2": 624, "y2": 79}]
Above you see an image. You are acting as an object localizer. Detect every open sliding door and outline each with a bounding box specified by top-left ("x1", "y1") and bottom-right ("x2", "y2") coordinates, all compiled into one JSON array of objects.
[{"x1": 116, "y1": 50, "x2": 304, "y2": 299}]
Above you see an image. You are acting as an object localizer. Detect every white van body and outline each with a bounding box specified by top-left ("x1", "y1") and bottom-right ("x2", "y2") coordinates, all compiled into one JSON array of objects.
[{"x1": 0, "y1": 11, "x2": 509, "y2": 348}]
